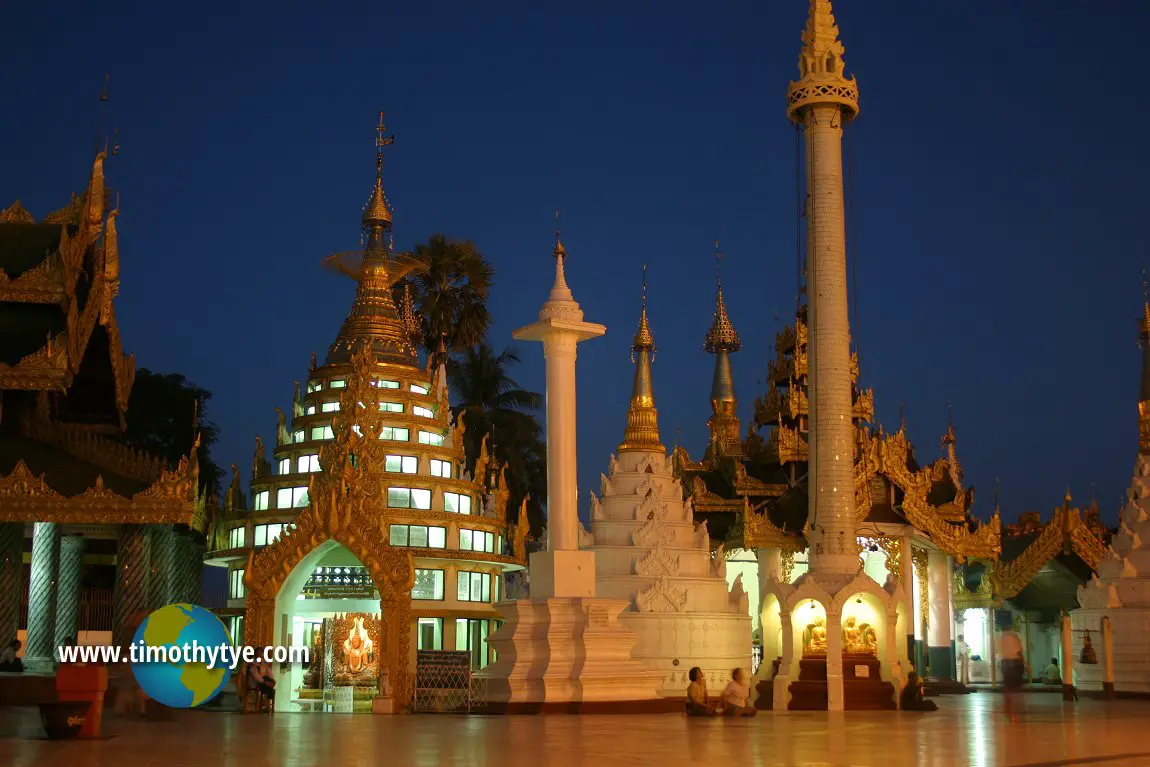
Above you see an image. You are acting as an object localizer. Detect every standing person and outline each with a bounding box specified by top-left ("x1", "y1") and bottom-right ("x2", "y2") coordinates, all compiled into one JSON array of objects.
[
  {"x1": 998, "y1": 626, "x2": 1026, "y2": 721},
  {"x1": 685, "y1": 667, "x2": 716, "y2": 717},
  {"x1": 719, "y1": 668, "x2": 757, "y2": 717}
]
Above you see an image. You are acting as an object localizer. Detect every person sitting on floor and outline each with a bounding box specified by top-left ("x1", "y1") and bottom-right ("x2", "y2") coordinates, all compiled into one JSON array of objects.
[
  {"x1": 249, "y1": 652, "x2": 276, "y2": 709},
  {"x1": 685, "y1": 667, "x2": 717, "y2": 716},
  {"x1": 899, "y1": 672, "x2": 938, "y2": 711},
  {"x1": 719, "y1": 668, "x2": 757, "y2": 717},
  {"x1": 0, "y1": 639, "x2": 23, "y2": 672},
  {"x1": 1042, "y1": 658, "x2": 1060, "y2": 685}
]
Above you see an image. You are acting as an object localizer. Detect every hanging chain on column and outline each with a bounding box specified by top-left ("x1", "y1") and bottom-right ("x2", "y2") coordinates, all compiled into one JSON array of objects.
[
  {"x1": 113, "y1": 524, "x2": 151, "y2": 652},
  {"x1": 24, "y1": 522, "x2": 59, "y2": 668},
  {"x1": 0, "y1": 523, "x2": 23, "y2": 645},
  {"x1": 54, "y1": 535, "x2": 85, "y2": 645}
]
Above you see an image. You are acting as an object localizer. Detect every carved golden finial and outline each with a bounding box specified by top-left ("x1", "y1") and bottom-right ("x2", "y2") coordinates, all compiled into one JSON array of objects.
[
  {"x1": 362, "y1": 111, "x2": 394, "y2": 229},
  {"x1": 704, "y1": 241, "x2": 740, "y2": 353},
  {"x1": 1065, "y1": 486, "x2": 1073, "y2": 505},
  {"x1": 85, "y1": 151, "x2": 106, "y2": 230},
  {"x1": 787, "y1": 0, "x2": 859, "y2": 123},
  {"x1": 632, "y1": 264, "x2": 654, "y2": 354}
]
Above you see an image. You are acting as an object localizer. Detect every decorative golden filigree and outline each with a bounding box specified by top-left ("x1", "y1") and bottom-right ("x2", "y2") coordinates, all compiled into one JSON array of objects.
[
  {"x1": 1, "y1": 199, "x2": 35, "y2": 223},
  {"x1": 990, "y1": 494, "x2": 1110, "y2": 599},
  {"x1": 911, "y1": 548, "x2": 929, "y2": 629},
  {"x1": 780, "y1": 550, "x2": 796, "y2": 583},
  {"x1": 743, "y1": 498, "x2": 806, "y2": 551}
]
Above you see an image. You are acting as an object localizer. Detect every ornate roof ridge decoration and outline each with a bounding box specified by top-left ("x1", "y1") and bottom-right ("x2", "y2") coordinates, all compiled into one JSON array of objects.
[
  {"x1": 670, "y1": 445, "x2": 707, "y2": 476},
  {"x1": 0, "y1": 460, "x2": 199, "y2": 526},
  {"x1": 134, "y1": 442, "x2": 199, "y2": 504},
  {"x1": 20, "y1": 415, "x2": 166, "y2": 484},
  {"x1": 0, "y1": 199, "x2": 36, "y2": 223},
  {"x1": 42, "y1": 192, "x2": 85, "y2": 226},
  {"x1": 953, "y1": 568, "x2": 994, "y2": 610},
  {"x1": 990, "y1": 492, "x2": 1110, "y2": 599},
  {"x1": 0, "y1": 251, "x2": 65, "y2": 304},
  {"x1": 743, "y1": 497, "x2": 806, "y2": 551},
  {"x1": 0, "y1": 153, "x2": 134, "y2": 421},
  {"x1": 854, "y1": 426, "x2": 998, "y2": 559}
]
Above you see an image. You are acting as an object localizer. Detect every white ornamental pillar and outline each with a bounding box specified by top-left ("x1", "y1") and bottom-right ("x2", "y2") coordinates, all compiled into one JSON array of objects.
[
  {"x1": 926, "y1": 549, "x2": 953, "y2": 680},
  {"x1": 513, "y1": 239, "x2": 605, "y2": 597}
]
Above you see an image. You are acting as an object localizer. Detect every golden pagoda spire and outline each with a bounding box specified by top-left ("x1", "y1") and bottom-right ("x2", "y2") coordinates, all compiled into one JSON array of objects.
[
  {"x1": 704, "y1": 242, "x2": 741, "y2": 455},
  {"x1": 85, "y1": 150, "x2": 106, "y2": 231},
  {"x1": 619, "y1": 264, "x2": 663, "y2": 453},
  {"x1": 327, "y1": 112, "x2": 418, "y2": 366}
]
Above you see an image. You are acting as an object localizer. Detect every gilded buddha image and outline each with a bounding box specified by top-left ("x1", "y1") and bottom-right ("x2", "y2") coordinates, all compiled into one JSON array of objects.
[
  {"x1": 343, "y1": 615, "x2": 375, "y2": 674},
  {"x1": 803, "y1": 616, "x2": 828, "y2": 656},
  {"x1": 842, "y1": 615, "x2": 877, "y2": 655}
]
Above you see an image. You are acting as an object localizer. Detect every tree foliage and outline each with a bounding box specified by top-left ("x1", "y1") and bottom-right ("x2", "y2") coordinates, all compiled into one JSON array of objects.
[
  {"x1": 121, "y1": 369, "x2": 224, "y2": 496},
  {"x1": 399, "y1": 233, "x2": 494, "y2": 357}
]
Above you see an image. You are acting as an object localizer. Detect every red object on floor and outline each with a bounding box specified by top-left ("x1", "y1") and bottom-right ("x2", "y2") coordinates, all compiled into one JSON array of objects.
[{"x1": 55, "y1": 663, "x2": 108, "y2": 738}]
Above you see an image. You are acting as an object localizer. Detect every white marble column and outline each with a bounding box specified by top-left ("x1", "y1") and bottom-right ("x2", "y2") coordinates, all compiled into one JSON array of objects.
[
  {"x1": 926, "y1": 549, "x2": 953, "y2": 679},
  {"x1": 512, "y1": 245, "x2": 605, "y2": 598}
]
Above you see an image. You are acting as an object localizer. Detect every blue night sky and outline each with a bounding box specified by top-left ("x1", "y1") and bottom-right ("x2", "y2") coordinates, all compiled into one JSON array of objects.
[{"x1": 3, "y1": 0, "x2": 1147, "y2": 524}]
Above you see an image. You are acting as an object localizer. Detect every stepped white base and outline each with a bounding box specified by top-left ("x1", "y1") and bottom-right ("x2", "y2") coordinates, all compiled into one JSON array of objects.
[
  {"x1": 1072, "y1": 607, "x2": 1150, "y2": 694},
  {"x1": 485, "y1": 596, "x2": 666, "y2": 706}
]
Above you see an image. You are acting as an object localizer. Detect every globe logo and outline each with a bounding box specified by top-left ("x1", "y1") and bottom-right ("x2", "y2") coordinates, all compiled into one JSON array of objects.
[{"x1": 131, "y1": 604, "x2": 233, "y2": 708}]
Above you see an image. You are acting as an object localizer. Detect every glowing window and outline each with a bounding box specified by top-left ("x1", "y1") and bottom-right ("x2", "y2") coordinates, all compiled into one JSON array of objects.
[
  {"x1": 385, "y1": 455, "x2": 418, "y2": 474},
  {"x1": 444, "y1": 492, "x2": 472, "y2": 515}
]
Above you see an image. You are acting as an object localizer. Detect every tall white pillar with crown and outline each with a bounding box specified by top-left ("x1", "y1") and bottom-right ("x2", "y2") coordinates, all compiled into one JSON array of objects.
[
  {"x1": 759, "y1": 0, "x2": 907, "y2": 712},
  {"x1": 484, "y1": 233, "x2": 666, "y2": 711}
]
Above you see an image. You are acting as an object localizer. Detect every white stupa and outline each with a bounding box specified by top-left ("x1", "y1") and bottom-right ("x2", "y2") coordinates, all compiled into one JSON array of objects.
[
  {"x1": 1073, "y1": 454, "x2": 1150, "y2": 693},
  {"x1": 581, "y1": 279, "x2": 752, "y2": 696}
]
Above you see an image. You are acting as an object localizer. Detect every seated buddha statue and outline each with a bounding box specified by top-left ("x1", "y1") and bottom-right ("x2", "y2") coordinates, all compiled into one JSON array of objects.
[
  {"x1": 842, "y1": 615, "x2": 878, "y2": 655},
  {"x1": 342, "y1": 616, "x2": 375, "y2": 676},
  {"x1": 804, "y1": 616, "x2": 828, "y2": 656}
]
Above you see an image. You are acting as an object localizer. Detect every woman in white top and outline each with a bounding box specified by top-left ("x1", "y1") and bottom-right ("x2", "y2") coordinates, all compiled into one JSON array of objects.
[{"x1": 720, "y1": 668, "x2": 757, "y2": 717}]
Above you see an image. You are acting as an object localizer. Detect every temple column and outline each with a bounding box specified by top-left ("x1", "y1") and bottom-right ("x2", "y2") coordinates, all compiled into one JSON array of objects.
[
  {"x1": 987, "y1": 608, "x2": 997, "y2": 686},
  {"x1": 1060, "y1": 614, "x2": 1076, "y2": 701},
  {"x1": 54, "y1": 535, "x2": 85, "y2": 647},
  {"x1": 0, "y1": 523, "x2": 24, "y2": 646},
  {"x1": 900, "y1": 536, "x2": 914, "y2": 666},
  {"x1": 147, "y1": 525, "x2": 174, "y2": 610},
  {"x1": 926, "y1": 549, "x2": 954, "y2": 680},
  {"x1": 167, "y1": 527, "x2": 203, "y2": 605},
  {"x1": 24, "y1": 522, "x2": 60, "y2": 671},
  {"x1": 113, "y1": 524, "x2": 151, "y2": 652}
]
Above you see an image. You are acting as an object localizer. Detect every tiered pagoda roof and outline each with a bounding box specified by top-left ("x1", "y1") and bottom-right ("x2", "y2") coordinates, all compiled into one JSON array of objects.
[
  {"x1": 0, "y1": 152, "x2": 203, "y2": 528},
  {"x1": 674, "y1": 302, "x2": 1001, "y2": 562}
]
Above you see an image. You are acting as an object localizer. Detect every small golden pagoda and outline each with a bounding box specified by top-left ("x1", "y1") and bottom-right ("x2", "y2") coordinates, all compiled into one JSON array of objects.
[
  {"x1": 206, "y1": 114, "x2": 526, "y2": 713},
  {"x1": 0, "y1": 150, "x2": 205, "y2": 673}
]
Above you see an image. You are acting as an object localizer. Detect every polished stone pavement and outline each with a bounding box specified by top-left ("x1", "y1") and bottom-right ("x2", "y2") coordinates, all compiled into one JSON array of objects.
[{"x1": 1, "y1": 694, "x2": 1148, "y2": 767}]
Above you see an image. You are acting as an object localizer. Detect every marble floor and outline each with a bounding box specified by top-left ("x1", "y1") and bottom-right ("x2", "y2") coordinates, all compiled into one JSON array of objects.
[{"x1": 1, "y1": 694, "x2": 1148, "y2": 767}]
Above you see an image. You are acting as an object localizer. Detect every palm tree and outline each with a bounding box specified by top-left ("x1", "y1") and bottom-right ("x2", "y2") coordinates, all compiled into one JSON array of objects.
[
  {"x1": 398, "y1": 234, "x2": 494, "y2": 358},
  {"x1": 448, "y1": 344, "x2": 546, "y2": 533}
]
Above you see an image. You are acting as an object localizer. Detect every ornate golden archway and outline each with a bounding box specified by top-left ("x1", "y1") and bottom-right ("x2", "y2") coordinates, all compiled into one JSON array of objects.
[{"x1": 243, "y1": 348, "x2": 417, "y2": 708}]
